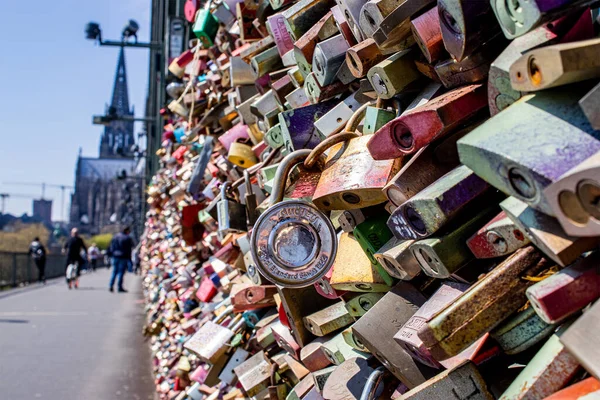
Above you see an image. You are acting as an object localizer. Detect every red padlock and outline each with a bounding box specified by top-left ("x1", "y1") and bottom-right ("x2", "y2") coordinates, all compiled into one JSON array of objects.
[{"x1": 185, "y1": 0, "x2": 199, "y2": 23}]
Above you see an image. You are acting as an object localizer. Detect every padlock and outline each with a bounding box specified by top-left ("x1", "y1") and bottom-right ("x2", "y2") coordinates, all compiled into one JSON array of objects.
[
  {"x1": 251, "y1": 90, "x2": 281, "y2": 122},
  {"x1": 280, "y1": 354, "x2": 311, "y2": 385},
  {"x1": 343, "y1": 292, "x2": 385, "y2": 317},
  {"x1": 286, "y1": 373, "x2": 316, "y2": 400},
  {"x1": 243, "y1": 170, "x2": 259, "y2": 226},
  {"x1": 266, "y1": 14, "x2": 295, "y2": 58},
  {"x1": 487, "y1": 10, "x2": 594, "y2": 116},
  {"x1": 434, "y1": 36, "x2": 506, "y2": 89},
  {"x1": 526, "y1": 251, "x2": 600, "y2": 324},
  {"x1": 560, "y1": 300, "x2": 600, "y2": 380},
  {"x1": 418, "y1": 246, "x2": 551, "y2": 361},
  {"x1": 437, "y1": 0, "x2": 500, "y2": 62},
  {"x1": 304, "y1": 72, "x2": 348, "y2": 104},
  {"x1": 314, "y1": 94, "x2": 363, "y2": 138},
  {"x1": 314, "y1": 267, "x2": 346, "y2": 299},
  {"x1": 359, "y1": 0, "x2": 432, "y2": 52},
  {"x1": 286, "y1": 86, "x2": 310, "y2": 108},
  {"x1": 265, "y1": 124, "x2": 284, "y2": 150},
  {"x1": 499, "y1": 322, "x2": 580, "y2": 400},
  {"x1": 544, "y1": 150, "x2": 600, "y2": 237},
  {"x1": 322, "y1": 358, "x2": 374, "y2": 400},
  {"x1": 510, "y1": 38, "x2": 600, "y2": 92},
  {"x1": 300, "y1": 337, "x2": 334, "y2": 372},
  {"x1": 411, "y1": 6, "x2": 446, "y2": 63},
  {"x1": 232, "y1": 285, "x2": 278, "y2": 312},
  {"x1": 184, "y1": 312, "x2": 245, "y2": 363},
  {"x1": 500, "y1": 196, "x2": 600, "y2": 267},
  {"x1": 491, "y1": 0, "x2": 596, "y2": 39},
  {"x1": 303, "y1": 301, "x2": 355, "y2": 337},
  {"x1": 394, "y1": 282, "x2": 469, "y2": 368},
  {"x1": 287, "y1": 66, "x2": 305, "y2": 87},
  {"x1": 313, "y1": 365, "x2": 337, "y2": 394},
  {"x1": 228, "y1": 142, "x2": 259, "y2": 168},
  {"x1": 312, "y1": 34, "x2": 350, "y2": 86},
  {"x1": 387, "y1": 165, "x2": 492, "y2": 240},
  {"x1": 362, "y1": 106, "x2": 395, "y2": 135},
  {"x1": 321, "y1": 330, "x2": 370, "y2": 365},
  {"x1": 373, "y1": 237, "x2": 422, "y2": 281},
  {"x1": 240, "y1": 36, "x2": 275, "y2": 64},
  {"x1": 334, "y1": 0, "x2": 367, "y2": 42},
  {"x1": 352, "y1": 282, "x2": 437, "y2": 387},
  {"x1": 457, "y1": 84, "x2": 600, "y2": 217},
  {"x1": 410, "y1": 206, "x2": 499, "y2": 279},
  {"x1": 185, "y1": 0, "x2": 200, "y2": 22},
  {"x1": 292, "y1": 11, "x2": 337, "y2": 77},
  {"x1": 270, "y1": 0, "x2": 294, "y2": 10},
  {"x1": 367, "y1": 49, "x2": 420, "y2": 99},
  {"x1": 218, "y1": 347, "x2": 250, "y2": 385},
  {"x1": 217, "y1": 182, "x2": 248, "y2": 236},
  {"x1": 212, "y1": 1, "x2": 237, "y2": 29},
  {"x1": 251, "y1": 47, "x2": 284, "y2": 79},
  {"x1": 277, "y1": 285, "x2": 337, "y2": 347},
  {"x1": 490, "y1": 305, "x2": 556, "y2": 355},
  {"x1": 219, "y1": 123, "x2": 251, "y2": 152},
  {"x1": 467, "y1": 211, "x2": 530, "y2": 259},
  {"x1": 234, "y1": 350, "x2": 273, "y2": 397},
  {"x1": 352, "y1": 215, "x2": 395, "y2": 286},
  {"x1": 250, "y1": 150, "x2": 338, "y2": 288},
  {"x1": 272, "y1": 320, "x2": 303, "y2": 359},
  {"x1": 278, "y1": 99, "x2": 338, "y2": 153},
  {"x1": 367, "y1": 83, "x2": 487, "y2": 160},
  {"x1": 346, "y1": 39, "x2": 385, "y2": 78},
  {"x1": 399, "y1": 361, "x2": 494, "y2": 400},
  {"x1": 282, "y1": 0, "x2": 336, "y2": 41},
  {"x1": 545, "y1": 377, "x2": 600, "y2": 400},
  {"x1": 581, "y1": 81, "x2": 600, "y2": 130},
  {"x1": 193, "y1": 9, "x2": 220, "y2": 47},
  {"x1": 330, "y1": 232, "x2": 393, "y2": 293},
  {"x1": 272, "y1": 75, "x2": 296, "y2": 106},
  {"x1": 342, "y1": 327, "x2": 371, "y2": 353},
  {"x1": 383, "y1": 121, "x2": 478, "y2": 207},
  {"x1": 312, "y1": 135, "x2": 403, "y2": 211}
]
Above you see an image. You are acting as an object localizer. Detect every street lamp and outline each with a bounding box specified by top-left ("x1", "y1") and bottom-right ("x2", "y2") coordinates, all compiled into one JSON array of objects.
[{"x1": 85, "y1": 20, "x2": 161, "y2": 49}]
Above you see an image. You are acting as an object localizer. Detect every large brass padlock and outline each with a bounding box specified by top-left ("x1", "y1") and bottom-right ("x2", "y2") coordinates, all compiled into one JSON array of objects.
[
  {"x1": 312, "y1": 135, "x2": 403, "y2": 211},
  {"x1": 251, "y1": 150, "x2": 337, "y2": 288}
]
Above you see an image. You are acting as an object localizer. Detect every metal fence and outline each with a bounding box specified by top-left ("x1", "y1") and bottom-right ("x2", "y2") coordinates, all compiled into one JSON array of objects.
[{"x1": 0, "y1": 252, "x2": 67, "y2": 288}]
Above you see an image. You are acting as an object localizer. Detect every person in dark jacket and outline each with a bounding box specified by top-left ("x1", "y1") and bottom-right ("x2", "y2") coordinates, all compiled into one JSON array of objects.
[
  {"x1": 28, "y1": 237, "x2": 47, "y2": 284},
  {"x1": 63, "y1": 228, "x2": 87, "y2": 289},
  {"x1": 107, "y1": 226, "x2": 134, "y2": 293}
]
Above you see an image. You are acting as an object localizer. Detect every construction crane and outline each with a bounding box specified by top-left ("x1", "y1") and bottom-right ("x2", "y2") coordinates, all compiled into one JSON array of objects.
[
  {"x1": 3, "y1": 182, "x2": 73, "y2": 221},
  {"x1": 0, "y1": 193, "x2": 41, "y2": 214}
]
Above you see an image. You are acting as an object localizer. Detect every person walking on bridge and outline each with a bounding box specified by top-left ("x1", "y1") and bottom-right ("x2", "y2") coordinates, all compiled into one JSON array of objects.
[
  {"x1": 28, "y1": 237, "x2": 47, "y2": 284},
  {"x1": 107, "y1": 226, "x2": 134, "y2": 293},
  {"x1": 63, "y1": 228, "x2": 87, "y2": 289}
]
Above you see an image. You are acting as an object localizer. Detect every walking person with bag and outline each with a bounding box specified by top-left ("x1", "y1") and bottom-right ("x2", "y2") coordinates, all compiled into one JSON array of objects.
[
  {"x1": 63, "y1": 228, "x2": 87, "y2": 289},
  {"x1": 28, "y1": 237, "x2": 47, "y2": 284},
  {"x1": 107, "y1": 226, "x2": 134, "y2": 293}
]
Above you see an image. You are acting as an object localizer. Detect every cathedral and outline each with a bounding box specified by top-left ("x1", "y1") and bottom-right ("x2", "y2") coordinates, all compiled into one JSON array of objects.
[{"x1": 69, "y1": 48, "x2": 143, "y2": 236}]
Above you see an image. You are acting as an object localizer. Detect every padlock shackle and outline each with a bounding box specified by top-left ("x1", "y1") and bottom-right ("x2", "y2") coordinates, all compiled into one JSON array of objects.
[
  {"x1": 269, "y1": 149, "x2": 312, "y2": 207},
  {"x1": 359, "y1": 366, "x2": 388, "y2": 400},
  {"x1": 304, "y1": 132, "x2": 359, "y2": 169}
]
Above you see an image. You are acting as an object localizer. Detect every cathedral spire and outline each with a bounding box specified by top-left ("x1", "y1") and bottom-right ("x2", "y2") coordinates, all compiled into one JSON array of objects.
[
  {"x1": 111, "y1": 47, "x2": 130, "y2": 115},
  {"x1": 99, "y1": 48, "x2": 135, "y2": 158}
]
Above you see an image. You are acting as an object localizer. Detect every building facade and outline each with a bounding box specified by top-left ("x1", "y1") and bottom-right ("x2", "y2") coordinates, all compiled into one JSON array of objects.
[{"x1": 69, "y1": 49, "x2": 141, "y2": 236}]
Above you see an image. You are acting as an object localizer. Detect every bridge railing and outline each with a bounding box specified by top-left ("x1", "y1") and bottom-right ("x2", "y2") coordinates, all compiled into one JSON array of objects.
[{"x1": 0, "y1": 252, "x2": 67, "y2": 288}]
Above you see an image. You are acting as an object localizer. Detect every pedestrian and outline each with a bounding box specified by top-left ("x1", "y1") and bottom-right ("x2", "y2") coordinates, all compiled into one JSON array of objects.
[
  {"x1": 107, "y1": 226, "x2": 134, "y2": 293},
  {"x1": 63, "y1": 228, "x2": 87, "y2": 289},
  {"x1": 88, "y1": 243, "x2": 100, "y2": 272},
  {"x1": 28, "y1": 237, "x2": 47, "y2": 284}
]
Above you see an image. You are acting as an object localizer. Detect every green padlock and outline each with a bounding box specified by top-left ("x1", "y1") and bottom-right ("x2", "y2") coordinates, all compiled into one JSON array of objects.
[
  {"x1": 362, "y1": 106, "x2": 395, "y2": 135},
  {"x1": 193, "y1": 9, "x2": 219, "y2": 48},
  {"x1": 265, "y1": 123, "x2": 284, "y2": 149},
  {"x1": 353, "y1": 215, "x2": 395, "y2": 286}
]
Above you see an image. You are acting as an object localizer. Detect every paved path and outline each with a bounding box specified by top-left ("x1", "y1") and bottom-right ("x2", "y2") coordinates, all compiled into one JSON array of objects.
[{"x1": 0, "y1": 268, "x2": 155, "y2": 400}]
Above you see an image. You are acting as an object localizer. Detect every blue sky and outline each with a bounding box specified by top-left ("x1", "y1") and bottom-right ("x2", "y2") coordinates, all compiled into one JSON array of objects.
[{"x1": 0, "y1": 0, "x2": 150, "y2": 222}]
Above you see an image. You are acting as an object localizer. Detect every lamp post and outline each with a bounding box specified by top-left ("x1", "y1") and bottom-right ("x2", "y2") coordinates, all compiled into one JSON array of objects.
[{"x1": 86, "y1": 19, "x2": 165, "y2": 238}]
